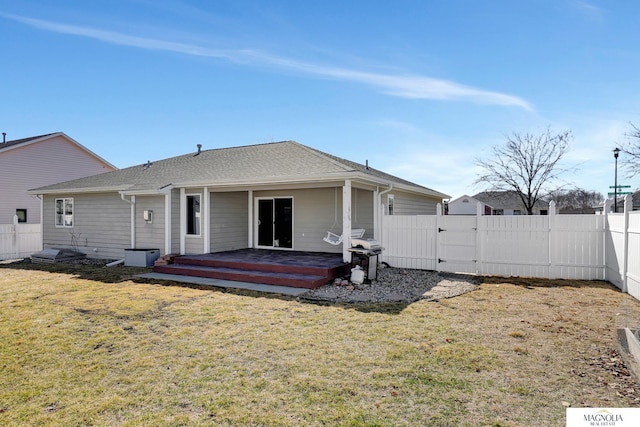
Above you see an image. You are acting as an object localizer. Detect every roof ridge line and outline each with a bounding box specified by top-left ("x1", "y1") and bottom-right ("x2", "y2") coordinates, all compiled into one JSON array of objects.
[{"x1": 290, "y1": 141, "x2": 356, "y2": 172}]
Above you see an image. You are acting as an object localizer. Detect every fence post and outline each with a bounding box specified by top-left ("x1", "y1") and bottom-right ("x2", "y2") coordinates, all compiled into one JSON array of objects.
[
  {"x1": 475, "y1": 201, "x2": 483, "y2": 275},
  {"x1": 622, "y1": 195, "x2": 632, "y2": 293},
  {"x1": 12, "y1": 214, "x2": 19, "y2": 258},
  {"x1": 548, "y1": 201, "x2": 557, "y2": 279},
  {"x1": 435, "y1": 203, "x2": 442, "y2": 272},
  {"x1": 603, "y1": 199, "x2": 612, "y2": 283}
]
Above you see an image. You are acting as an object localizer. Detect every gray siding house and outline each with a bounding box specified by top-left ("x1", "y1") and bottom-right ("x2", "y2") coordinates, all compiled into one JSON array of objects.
[
  {"x1": 30, "y1": 141, "x2": 449, "y2": 262},
  {"x1": 449, "y1": 191, "x2": 549, "y2": 215},
  {"x1": 0, "y1": 132, "x2": 116, "y2": 224}
]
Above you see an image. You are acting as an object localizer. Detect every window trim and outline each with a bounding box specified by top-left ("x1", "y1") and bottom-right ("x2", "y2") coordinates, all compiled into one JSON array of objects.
[
  {"x1": 186, "y1": 193, "x2": 201, "y2": 237},
  {"x1": 55, "y1": 198, "x2": 74, "y2": 228}
]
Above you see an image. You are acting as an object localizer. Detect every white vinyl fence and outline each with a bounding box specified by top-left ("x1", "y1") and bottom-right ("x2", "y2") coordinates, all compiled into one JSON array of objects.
[
  {"x1": 381, "y1": 197, "x2": 640, "y2": 301},
  {"x1": 0, "y1": 216, "x2": 42, "y2": 260},
  {"x1": 606, "y1": 197, "x2": 640, "y2": 299}
]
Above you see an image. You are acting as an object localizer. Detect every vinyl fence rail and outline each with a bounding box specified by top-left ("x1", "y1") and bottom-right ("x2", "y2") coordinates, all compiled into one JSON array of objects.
[
  {"x1": 381, "y1": 196, "x2": 640, "y2": 301},
  {"x1": 0, "y1": 215, "x2": 42, "y2": 261}
]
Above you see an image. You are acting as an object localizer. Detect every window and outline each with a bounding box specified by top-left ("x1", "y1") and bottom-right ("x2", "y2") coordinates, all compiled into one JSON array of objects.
[
  {"x1": 493, "y1": 209, "x2": 504, "y2": 215},
  {"x1": 513, "y1": 210, "x2": 522, "y2": 215},
  {"x1": 462, "y1": 198, "x2": 469, "y2": 203},
  {"x1": 186, "y1": 194, "x2": 201, "y2": 235},
  {"x1": 16, "y1": 209, "x2": 27, "y2": 223},
  {"x1": 55, "y1": 198, "x2": 74, "y2": 227},
  {"x1": 388, "y1": 194, "x2": 394, "y2": 215},
  {"x1": 540, "y1": 209, "x2": 548, "y2": 216}
]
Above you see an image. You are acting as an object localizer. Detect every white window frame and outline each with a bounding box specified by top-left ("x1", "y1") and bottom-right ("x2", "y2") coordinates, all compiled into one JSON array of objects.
[
  {"x1": 387, "y1": 194, "x2": 395, "y2": 215},
  {"x1": 55, "y1": 198, "x2": 74, "y2": 228},
  {"x1": 186, "y1": 194, "x2": 201, "y2": 236}
]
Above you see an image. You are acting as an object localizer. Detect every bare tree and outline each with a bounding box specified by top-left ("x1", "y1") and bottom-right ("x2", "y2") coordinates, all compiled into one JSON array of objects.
[
  {"x1": 475, "y1": 128, "x2": 572, "y2": 214},
  {"x1": 620, "y1": 122, "x2": 640, "y2": 177},
  {"x1": 546, "y1": 188, "x2": 604, "y2": 213}
]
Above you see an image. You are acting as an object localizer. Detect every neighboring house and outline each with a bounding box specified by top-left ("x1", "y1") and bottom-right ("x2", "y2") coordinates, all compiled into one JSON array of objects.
[
  {"x1": 30, "y1": 140, "x2": 450, "y2": 262},
  {"x1": 0, "y1": 132, "x2": 116, "y2": 224},
  {"x1": 447, "y1": 194, "x2": 492, "y2": 216},
  {"x1": 604, "y1": 190, "x2": 640, "y2": 213},
  {"x1": 448, "y1": 191, "x2": 548, "y2": 215}
]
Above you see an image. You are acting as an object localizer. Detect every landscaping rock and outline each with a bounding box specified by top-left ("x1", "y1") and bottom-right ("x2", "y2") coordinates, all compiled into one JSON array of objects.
[{"x1": 301, "y1": 267, "x2": 478, "y2": 304}]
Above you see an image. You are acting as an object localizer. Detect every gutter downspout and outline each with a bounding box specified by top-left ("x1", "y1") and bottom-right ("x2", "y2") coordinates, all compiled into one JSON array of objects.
[
  {"x1": 377, "y1": 184, "x2": 393, "y2": 248},
  {"x1": 37, "y1": 195, "x2": 44, "y2": 251},
  {"x1": 121, "y1": 193, "x2": 136, "y2": 248}
]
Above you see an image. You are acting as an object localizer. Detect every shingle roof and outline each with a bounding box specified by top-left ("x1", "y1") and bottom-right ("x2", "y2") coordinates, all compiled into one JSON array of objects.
[
  {"x1": 30, "y1": 140, "x2": 449, "y2": 198},
  {"x1": 473, "y1": 191, "x2": 548, "y2": 210}
]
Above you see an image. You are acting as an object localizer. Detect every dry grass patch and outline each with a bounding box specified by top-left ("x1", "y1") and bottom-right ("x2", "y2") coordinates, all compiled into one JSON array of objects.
[{"x1": 1, "y1": 261, "x2": 639, "y2": 426}]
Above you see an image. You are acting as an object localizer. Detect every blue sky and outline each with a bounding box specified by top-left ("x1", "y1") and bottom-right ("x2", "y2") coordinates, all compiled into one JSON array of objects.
[{"x1": 2, "y1": 0, "x2": 639, "y2": 199}]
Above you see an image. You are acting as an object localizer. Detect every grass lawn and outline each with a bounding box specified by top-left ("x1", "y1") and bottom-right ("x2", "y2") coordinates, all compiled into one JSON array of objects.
[{"x1": 1, "y1": 261, "x2": 639, "y2": 426}]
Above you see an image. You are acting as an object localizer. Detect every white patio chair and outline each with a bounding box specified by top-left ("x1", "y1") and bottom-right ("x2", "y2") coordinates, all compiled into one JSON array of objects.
[{"x1": 323, "y1": 228, "x2": 365, "y2": 245}]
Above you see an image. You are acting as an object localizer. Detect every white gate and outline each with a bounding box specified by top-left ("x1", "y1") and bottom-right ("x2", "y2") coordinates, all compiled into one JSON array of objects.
[
  {"x1": 436, "y1": 215, "x2": 478, "y2": 274},
  {"x1": 0, "y1": 217, "x2": 42, "y2": 260},
  {"x1": 381, "y1": 200, "x2": 607, "y2": 281}
]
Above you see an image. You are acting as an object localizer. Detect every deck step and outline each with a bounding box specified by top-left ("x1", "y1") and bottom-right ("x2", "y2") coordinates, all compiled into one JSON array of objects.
[
  {"x1": 174, "y1": 256, "x2": 340, "y2": 277},
  {"x1": 154, "y1": 264, "x2": 330, "y2": 289}
]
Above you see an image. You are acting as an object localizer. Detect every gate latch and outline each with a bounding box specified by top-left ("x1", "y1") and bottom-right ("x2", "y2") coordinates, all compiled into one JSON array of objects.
[
  {"x1": 438, "y1": 258, "x2": 445, "y2": 263},
  {"x1": 438, "y1": 228, "x2": 446, "y2": 232}
]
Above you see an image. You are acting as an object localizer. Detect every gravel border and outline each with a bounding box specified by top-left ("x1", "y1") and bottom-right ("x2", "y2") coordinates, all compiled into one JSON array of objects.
[{"x1": 300, "y1": 265, "x2": 479, "y2": 304}]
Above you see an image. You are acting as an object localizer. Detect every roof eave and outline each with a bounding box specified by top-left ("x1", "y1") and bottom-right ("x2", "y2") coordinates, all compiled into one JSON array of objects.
[
  {"x1": 119, "y1": 185, "x2": 174, "y2": 196},
  {"x1": 1, "y1": 132, "x2": 117, "y2": 170},
  {"x1": 173, "y1": 171, "x2": 450, "y2": 199},
  {"x1": 171, "y1": 173, "x2": 353, "y2": 189},
  {"x1": 28, "y1": 185, "x2": 132, "y2": 195},
  {"x1": 385, "y1": 181, "x2": 451, "y2": 200}
]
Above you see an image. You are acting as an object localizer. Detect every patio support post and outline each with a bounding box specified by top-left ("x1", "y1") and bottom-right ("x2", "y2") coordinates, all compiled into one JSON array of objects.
[
  {"x1": 248, "y1": 190, "x2": 254, "y2": 248},
  {"x1": 164, "y1": 192, "x2": 171, "y2": 255},
  {"x1": 342, "y1": 180, "x2": 352, "y2": 263},
  {"x1": 203, "y1": 187, "x2": 210, "y2": 254},
  {"x1": 180, "y1": 188, "x2": 186, "y2": 255}
]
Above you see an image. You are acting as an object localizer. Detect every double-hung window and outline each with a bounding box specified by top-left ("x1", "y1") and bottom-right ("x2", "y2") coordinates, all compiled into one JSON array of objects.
[{"x1": 55, "y1": 198, "x2": 74, "y2": 227}]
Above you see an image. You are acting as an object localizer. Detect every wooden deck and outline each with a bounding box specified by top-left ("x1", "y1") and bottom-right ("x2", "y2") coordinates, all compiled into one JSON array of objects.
[{"x1": 153, "y1": 249, "x2": 348, "y2": 289}]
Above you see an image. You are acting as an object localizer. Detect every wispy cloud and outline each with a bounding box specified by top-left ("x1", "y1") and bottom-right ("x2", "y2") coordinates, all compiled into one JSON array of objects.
[
  {"x1": 6, "y1": 14, "x2": 533, "y2": 111},
  {"x1": 571, "y1": 1, "x2": 604, "y2": 20}
]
